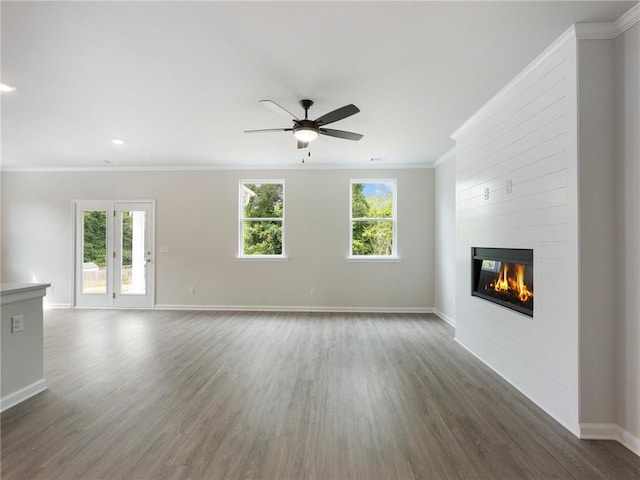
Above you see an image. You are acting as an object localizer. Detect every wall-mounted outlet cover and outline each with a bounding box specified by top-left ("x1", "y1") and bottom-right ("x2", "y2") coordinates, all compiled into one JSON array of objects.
[{"x1": 12, "y1": 315, "x2": 24, "y2": 333}]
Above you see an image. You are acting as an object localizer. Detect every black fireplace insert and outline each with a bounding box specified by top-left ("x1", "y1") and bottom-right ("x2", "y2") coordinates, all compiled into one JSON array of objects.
[{"x1": 472, "y1": 247, "x2": 534, "y2": 317}]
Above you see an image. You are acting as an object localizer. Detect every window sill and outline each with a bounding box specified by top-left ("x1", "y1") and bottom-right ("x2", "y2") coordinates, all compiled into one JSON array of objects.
[
  {"x1": 235, "y1": 255, "x2": 289, "y2": 262},
  {"x1": 346, "y1": 256, "x2": 401, "y2": 263}
]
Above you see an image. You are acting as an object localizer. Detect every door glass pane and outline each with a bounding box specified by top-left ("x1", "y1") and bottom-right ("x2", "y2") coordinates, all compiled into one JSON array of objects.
[
  {"x1": 82, "y1": 210, "x2": 107, "y2": 294},
  {"x1": 121, "y1": 210, "x2": 146, "y2": 295}
]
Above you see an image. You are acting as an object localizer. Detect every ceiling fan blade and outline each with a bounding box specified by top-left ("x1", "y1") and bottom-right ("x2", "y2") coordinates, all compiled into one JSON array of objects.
[
  {"x1": 297, "y1": 140, "x2": 309, "y2": 149},
  {"x1": 259, "y1": 100, "x2": 299, "y2": 121},
  {"x1": 319, "y1": 128, "x2": 363, "y2": 141},
  {"x1": 244, "y1": 128, "x2": 292, "y2": 133},
  {"x1": 314, "y1": 104, "x2": 360, "y2": 126}
]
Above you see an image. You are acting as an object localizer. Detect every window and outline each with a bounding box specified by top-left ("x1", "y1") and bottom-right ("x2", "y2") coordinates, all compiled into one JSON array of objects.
[
  {"x1": 239, "y1": 181, "x2": 285, "y2": 257},
  {"x1": 350, "y1": 179, "x2": 397, "y2": 258}
]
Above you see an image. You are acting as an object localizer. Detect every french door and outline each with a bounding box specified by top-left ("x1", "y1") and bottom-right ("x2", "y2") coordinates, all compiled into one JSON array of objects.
[{"x1": 75, "y1": 200, "x2": 154, "y2": 308}]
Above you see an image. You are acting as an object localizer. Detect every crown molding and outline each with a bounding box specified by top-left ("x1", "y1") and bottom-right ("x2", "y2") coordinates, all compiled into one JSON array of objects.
[
  {"x1": 0, "y1": 162, "x2": 435, "y2": 173},
  {"x1": 616, "y1": 3, "x2": 640, "y2": 34},
  {"x1": 432, "y1": 148, "x2": 455, "y2": 168},
  {"x1": 571, "y1": 4, "x2": 639, "y2": 40},
  {"x1": 575, "y1": 22, "x2": 619, "y2": 40}
]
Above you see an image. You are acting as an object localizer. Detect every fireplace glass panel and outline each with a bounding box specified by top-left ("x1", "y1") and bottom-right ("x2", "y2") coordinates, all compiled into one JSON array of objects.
[{"x1": 472, "y1": 248, "x2": 534, "y2": 317}]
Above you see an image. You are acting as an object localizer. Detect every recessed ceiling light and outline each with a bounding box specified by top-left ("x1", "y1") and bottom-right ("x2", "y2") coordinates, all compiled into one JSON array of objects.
[
  {"x1": 111, "y1": 138, "x2": 124, "y2": 145},
  {"x1": 0, "y1": 83, "x2": 16, "y2": 92}
]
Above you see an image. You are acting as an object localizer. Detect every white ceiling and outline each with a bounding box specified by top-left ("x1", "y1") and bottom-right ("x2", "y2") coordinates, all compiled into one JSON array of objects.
[{"x1": 1, "y1": 1, "x2": 636, "y2": 170}]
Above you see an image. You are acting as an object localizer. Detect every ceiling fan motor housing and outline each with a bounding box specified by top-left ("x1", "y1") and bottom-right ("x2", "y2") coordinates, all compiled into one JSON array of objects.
[{"x1": 294, "y1": 119, "x2": 319, "y2": 132}]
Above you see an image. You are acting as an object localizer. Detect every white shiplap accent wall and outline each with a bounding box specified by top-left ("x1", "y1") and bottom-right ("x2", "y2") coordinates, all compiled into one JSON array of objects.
[{"x1": 452, "y1": 32, "x2": 580, "y2": 434}]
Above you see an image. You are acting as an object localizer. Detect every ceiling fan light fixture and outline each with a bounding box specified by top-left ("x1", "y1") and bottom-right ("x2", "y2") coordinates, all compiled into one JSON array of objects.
[{"x1": 293, "y1": 126, "x2": 318, "y2": 143}]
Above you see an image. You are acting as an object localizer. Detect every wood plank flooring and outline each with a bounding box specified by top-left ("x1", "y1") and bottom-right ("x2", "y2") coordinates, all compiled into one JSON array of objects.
[{"x1": 1, "y1": 309, "x2": 638, "y2": 479}]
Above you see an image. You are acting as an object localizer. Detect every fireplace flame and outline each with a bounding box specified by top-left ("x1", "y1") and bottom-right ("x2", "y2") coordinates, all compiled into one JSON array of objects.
[
  {"x1": 494, "y1": 264, "x2": 510, "y2": 293},
  {"x1": 491, "y1": 263, "x2": 533, "y2": 302},
  {"x1": 515, "y1": 264, "x2": 533, "y2": 302}
]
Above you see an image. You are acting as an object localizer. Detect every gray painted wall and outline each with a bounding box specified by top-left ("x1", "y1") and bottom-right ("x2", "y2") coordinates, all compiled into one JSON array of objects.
[
  {"x1": 577, "y1": 38, "x2": 617, "y2": 425},
  {"x1": 434, "y1": 155, "x2": 456, "y2": 324},
  {"x1": 1, "y1": 168, "x2": 434, "y2": 311},
  {"x1": 615, "y1": 21, "x2": 640, "y2": 441}
]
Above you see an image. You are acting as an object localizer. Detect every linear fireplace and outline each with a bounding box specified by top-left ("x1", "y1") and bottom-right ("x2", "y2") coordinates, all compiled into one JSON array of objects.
[{"x1": 472, "y1": 248, "x2": 534, "y2": 317}]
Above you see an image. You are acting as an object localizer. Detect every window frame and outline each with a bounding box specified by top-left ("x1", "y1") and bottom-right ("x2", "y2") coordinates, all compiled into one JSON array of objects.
[
  {"x1": 238, "y1": 179, "x2": 286, "y2": 260},
  {"x1": 348, "y1": 178, "x2": 399, "y2": 261}
]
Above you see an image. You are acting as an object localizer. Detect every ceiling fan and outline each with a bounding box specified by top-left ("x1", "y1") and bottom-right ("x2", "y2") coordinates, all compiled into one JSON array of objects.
[{"x1": 244, "y1": 99, "x2": 363, "y2": 149}]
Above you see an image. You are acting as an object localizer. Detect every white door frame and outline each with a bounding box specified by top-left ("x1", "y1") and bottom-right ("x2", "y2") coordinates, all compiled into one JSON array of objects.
[{"x1": 74, "y1": 200, "x2": 155, "y2": 308}]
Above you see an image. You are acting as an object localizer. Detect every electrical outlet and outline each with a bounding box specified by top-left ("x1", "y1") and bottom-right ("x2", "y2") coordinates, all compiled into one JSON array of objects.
[
  {"x1": 310, "y1": 288, "x2": 316, "y2": 296},
  {"x1": 484, "y1": 187, "x2": 490, "y2": 200},
  {"x1": 12, "y1": 315, "x2": 24, "y2": 333},
  {"x1": 189, "y1": 286, "x2": 196, "y2": 296}
]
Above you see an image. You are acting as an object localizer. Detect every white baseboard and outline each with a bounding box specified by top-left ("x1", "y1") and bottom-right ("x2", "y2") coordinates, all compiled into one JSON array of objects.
[
  {"x1": 154, "y1": 304, "x2": 432, "y2": 314},
  {"x1": 433, "y1": 308, "x2": 455, "y2": 327},
  {"x1": 44, "y1": 303, "x2": 72, "y2": 309},
  {"x1": 581, "y1": 423, "x2": 640, "y2": 457},
  {"x1": 580, "y1": 423, "x2": 620, "y2": 439},
  {"x1": 1, "y1": 379, "x2": 48, "y2": 412}
]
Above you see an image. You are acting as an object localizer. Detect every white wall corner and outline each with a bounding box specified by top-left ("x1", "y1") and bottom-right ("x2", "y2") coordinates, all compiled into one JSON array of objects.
[
  {"x1": 580, "y1": 423, "x2": 640, "y2": 457},
  {"x1": 433, "y1": 308, "x2": 455, "y2": 327}
]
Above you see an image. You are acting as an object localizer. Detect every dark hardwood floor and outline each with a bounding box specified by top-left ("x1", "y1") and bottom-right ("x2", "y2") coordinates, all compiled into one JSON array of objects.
[{"x1": 1, "y1": 309, "x2": 638, "y2": 479}]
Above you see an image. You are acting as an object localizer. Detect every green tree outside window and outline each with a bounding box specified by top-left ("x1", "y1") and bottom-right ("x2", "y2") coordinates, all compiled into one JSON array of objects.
[
  {"x1": 241, "y1": 182, "x2": 284, "y2": 256},
  {"x1": 351, "y1": 181, "x2": 396, "y2": 256}
]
